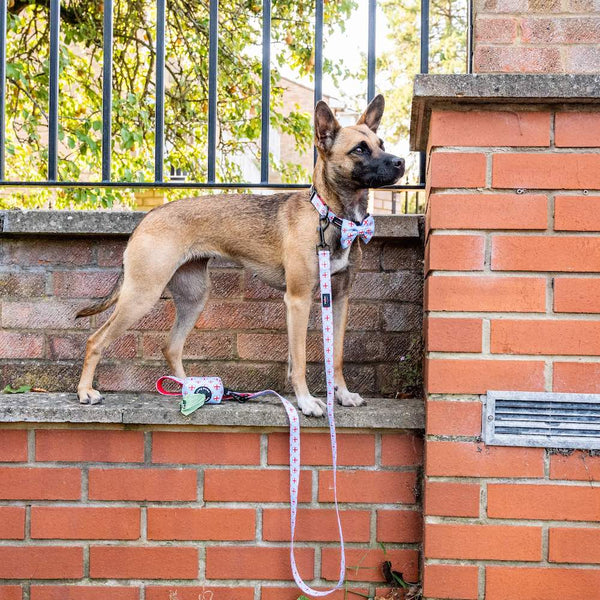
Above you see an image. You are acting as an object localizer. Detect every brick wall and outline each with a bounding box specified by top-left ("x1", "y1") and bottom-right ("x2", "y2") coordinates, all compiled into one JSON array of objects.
[
  {"x1": 474, "y1": 0, "x2": 600, "y2": 73},
  {"x1": 422, "y1": 101, "x2": 600, "y2": 599},
  {"x1": 0, "y1": 222, "x2": 423, "y2": 397},
  {"x1": 0, "y1": 425, "x2": 422, "y2": 598}
]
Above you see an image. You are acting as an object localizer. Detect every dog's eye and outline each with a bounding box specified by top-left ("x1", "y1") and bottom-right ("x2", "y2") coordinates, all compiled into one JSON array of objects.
[
  {"x1": 354, "y1": 146, "x2": 364, "y2": 154},
  {"x1": 352, "y1": 144, "x2": 369, "y2": 155}
]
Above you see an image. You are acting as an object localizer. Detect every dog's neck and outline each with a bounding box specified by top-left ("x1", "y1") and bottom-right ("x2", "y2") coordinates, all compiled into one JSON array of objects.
[{"x1": 312, "y1": 160, "x2": 369, "y2": 223}]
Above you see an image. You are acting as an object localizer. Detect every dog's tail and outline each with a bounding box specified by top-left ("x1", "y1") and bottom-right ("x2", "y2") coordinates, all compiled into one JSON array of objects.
[{"x1": 75, "y1": 271, "x2": 123, "y2": 318}]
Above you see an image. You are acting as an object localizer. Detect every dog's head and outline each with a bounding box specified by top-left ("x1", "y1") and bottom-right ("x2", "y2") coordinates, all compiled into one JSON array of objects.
[{"x1": 314, "y1": 94, "x2": 405, "y2": 191}]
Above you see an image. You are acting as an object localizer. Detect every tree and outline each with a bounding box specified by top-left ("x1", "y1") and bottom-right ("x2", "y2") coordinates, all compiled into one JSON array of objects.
[{"x1": 3, "y1": 0, "x2": 356, "y2": 208}]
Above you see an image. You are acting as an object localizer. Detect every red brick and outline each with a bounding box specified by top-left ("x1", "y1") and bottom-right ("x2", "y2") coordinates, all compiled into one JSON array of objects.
[
  {"x1": 146, "y1": 588, "x2": 252, "y2": 600},
  {"x1": 475, "y1": 17, "x2": 518, "y2": 44},
  {"x1": 425, "y1": 481, "x2": 480, "y2": 517},
  {"x1": 556, "y1": 113, "x2": 600, "y2": 147},
  {"x1": 0, "y1": 467, "x2": 80, "y2": 500},
  {"x1": 260, "y1": 587, "x2": 368, "y2": 600},
  {"x1": 427, "y1": 400, "x2": 482, "y2": 436},
  {"x1": 556, "y1": 195, "x2": 600, "y2": 233},
  {"x1": 89, "y1": 546, "x2": 197, "y2": 579},
  {"x1": 426, "y1": 275, "x2": 546, "y2": 312},
  {"x1": 492, "y1": 319, "x2": 600, "y2": 355},
  {"x1": 147, "y1": 508, "x2": 255, "y2": 541},
  {"x1": 376, "y1": 510, "x2": 422, "y2": 543},
  {"x1": 381, "y1": 433, "x2": 423, "y2": 467},
  {"x1": 475, "y1": 46, "x2": 561, "y2": 74},
  {"x1": 206, "y1": 547, "x2": 313, "y2": 581},
  {"x1": 426, "y1": 358, "x2": 545, "y2": 394},
  {"x1": 426, "y1": 234, "x2": 485, "y2": 271},
  {"x1": 554, "y1": 362, "x2": 600, "y2": 392},
  {"x1": 88, "y1": 468, "x2": 197, "y2": 501},
  {"x1": 425, "y1": 523, "x2": 542, "y2": 561},
  {"x1": 0, "y1": 547, "x2": 83, "y2": 579},
  {"x1": 522, "y1": 17, "x2": 600, "y2": 44},
  {"x1": 31, "y1": 507, "x2": 140, "y2": 540},
  {"x1": 428, "y1": 193, "x2": 548, "y2": 230},
  {"x1": 549, "y1": 528, "x2": 600, "y2": 563},
  {"x1": 494, "y1": 153, "x2": 600, "y2": 189},
  {"x1": 0, "y1": 507, "x2": 24, "y2": 539},
  {"x1": 152, "y1": 431, "x2": 260, "y2": 465},
  {"x1": 430, "y1": 110, "x2": 550, "y2": 147},
  {"x1": 36, "y1": 430, "x2": 144, "y2": 463},
  {"x1": 493, "y1": 235, "x2": 600, "y2": 271},
  {"x1": 196, "y1": 301, "x2": 286, "y2": 330},
  {"x1": 267, "y1": 432, "x2": 375, "y2": 466},
  {"x1": 423, "y1": 564, "x2": 479, "y2": 600},
  {"x1": 554, "y1": 277, "x2": 600, "y2": 312},
  {"x1": 351, "y1": 272, "x2": 422, "y2": 302},
  {"x1": 204, "y1": 469, "x2": 311, "y2": 502},
  {"x1": 97, "y1": 240, "x2": 126, "y2": 267},
  {"x1": 243, "y1": 272, "x2": 284, "y2": 299},
  {"x1": 142, "y1": 332, "x2": 234, "y2": 359},
  {"x1": 0, "y1": 332, "x2": 44, "y2": 358},
  {"x1": 486, "y1": 566, "x2": 600, "y2": 600},
  {"x1": 0, "y1": 587, "x2": 21, "y2": 600},
  {"x1": 1, "y1": 301, "x2": 90, "y2": 329},
  {"x1": 550, "y1": 450, "x2": 600, "y2": 481},
  {"x1": 30, "y1": 587, "x2": 138, "y2": 600},
  {"x1": 3, "y1": 240, "x2": 93, "y2": 266},
  {"x1": 49, "y1": 332, "x2": 137, "y2": 360},
  {"x1": 318, "y1": 470, "x2": 416, "y2": 504},
  {"x1": 322, "y1": 548, "x2": 419, "y2": 582},
  {"x1": 427, "y1": 441, "x2": 544, "y2": 478},
  {"x1": 429, "y1": 152, "x2": 487, "y2": 188},
  {"x1": 263, "y1": 508, "x2": 370, "y2": 542},
  {"x1": 53, "y1": 271, "x2": 119, "y2": 298},
  {"x1": 0, "y1": 430, "x2": 28, "y2": 462},
  {"x1": 209, "y1": 270, "x2": 243, "y2": 297},
  {"x1": 0, "y1": 272, "x2": 46, "y2": 297},
  {"x1": 426, "y1": 317, "x2": 483, "y2": 353},
  {"x1": 237, "y1": 333, "x2": 319, "y2": 362},
  {"x1": 95, "y1": 363, "x2": 168, "y2": 392},
  {"x1": 488, "y1": 483, "x2": 600, "y2": 521}
]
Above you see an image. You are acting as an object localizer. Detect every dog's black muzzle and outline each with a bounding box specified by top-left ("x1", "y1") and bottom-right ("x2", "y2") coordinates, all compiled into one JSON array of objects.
[{"x1": 367, "y1": 152, "x2": 405, "y2": 187}]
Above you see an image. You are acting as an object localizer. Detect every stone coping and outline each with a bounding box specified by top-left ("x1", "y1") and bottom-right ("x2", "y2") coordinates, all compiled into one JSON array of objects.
[
  {"x1": 0, "y1": 393, "x2": 424, "y2": 430},
  {"x1": 411, "y1": 73, "x2": 600, "y2": 151},
  {"x1": 0, "y1": 210, "x2": 422, "y2": 240}
]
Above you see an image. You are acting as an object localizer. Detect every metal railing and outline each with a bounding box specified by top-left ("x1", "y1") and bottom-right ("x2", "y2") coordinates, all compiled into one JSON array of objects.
[{"x1": 0, "y1": 0, "x2": 471, "y2": 196}]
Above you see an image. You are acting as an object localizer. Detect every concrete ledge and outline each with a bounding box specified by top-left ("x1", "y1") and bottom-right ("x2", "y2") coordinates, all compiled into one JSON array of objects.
[
  {"x1": 0, "y1": 393, "x2": 424, "y2": 430},
  {"x1": 411, "y1": 73, "x2": 600, "y2": 151},
  {"x1": 0, "y1": 210, "x2": 422, "y2": 240}
]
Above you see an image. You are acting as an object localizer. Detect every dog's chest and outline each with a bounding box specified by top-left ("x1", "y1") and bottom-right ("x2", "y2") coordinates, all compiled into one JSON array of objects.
[{"x1": 329, "y1": 245, "x2": 352, "y2": 274}]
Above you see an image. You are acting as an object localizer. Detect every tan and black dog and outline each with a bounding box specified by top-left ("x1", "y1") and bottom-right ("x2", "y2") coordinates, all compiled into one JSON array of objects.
[{"x1": 76, "y1": 95, "x2": 404, "y2": 416}]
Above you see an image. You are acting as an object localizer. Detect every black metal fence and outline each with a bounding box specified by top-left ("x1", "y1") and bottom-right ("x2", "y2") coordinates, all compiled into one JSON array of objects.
[{"x1": 0, "y1": 0, "x2": 472, "y2": 198}]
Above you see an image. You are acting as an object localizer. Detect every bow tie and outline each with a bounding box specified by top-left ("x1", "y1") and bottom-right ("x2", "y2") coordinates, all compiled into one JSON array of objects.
[
  {"x1": 309, "y1": 187, "x2": 375, "y2": 249},
  {"x1": 340, "y1": 215, "x2": 375, "y2": 248}
]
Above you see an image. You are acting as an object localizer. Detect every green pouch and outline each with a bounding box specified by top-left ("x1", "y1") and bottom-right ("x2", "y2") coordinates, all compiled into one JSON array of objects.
[{"x1": 180, "y1": 393, "x2": 207, "y2": 416}]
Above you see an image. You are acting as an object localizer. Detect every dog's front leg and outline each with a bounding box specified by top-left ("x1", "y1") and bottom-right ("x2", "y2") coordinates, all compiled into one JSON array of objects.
[
  {"x1": 285, "y1": 285, "x2": 326, "y2": 417},
  {"x1": 331, "y1": 269, "x2": 366, "y2": 407}
]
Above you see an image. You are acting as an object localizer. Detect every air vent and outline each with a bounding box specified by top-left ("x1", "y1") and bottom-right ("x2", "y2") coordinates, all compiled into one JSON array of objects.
[{"x1": 484, "y1": 391, "x2": 600, "y2": 450}]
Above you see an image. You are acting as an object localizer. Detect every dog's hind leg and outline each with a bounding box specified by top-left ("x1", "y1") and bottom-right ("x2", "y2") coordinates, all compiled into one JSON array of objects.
[{"x1": 162, "y1": 259, "x2": 211, "y2": 378}]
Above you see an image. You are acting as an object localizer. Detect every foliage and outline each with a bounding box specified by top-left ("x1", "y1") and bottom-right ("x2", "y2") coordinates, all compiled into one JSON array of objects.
[{"x1": 4, "y1": 0, "x2": 356, "y2": 208}]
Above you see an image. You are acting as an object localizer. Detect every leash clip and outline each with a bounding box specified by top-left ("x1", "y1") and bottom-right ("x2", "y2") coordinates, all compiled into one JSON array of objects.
[{"x1": 316, "y1": 215, "x2": 330, "y2": 253}]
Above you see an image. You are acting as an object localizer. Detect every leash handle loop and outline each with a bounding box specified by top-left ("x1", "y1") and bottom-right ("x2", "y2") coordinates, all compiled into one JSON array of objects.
[{"x1": 156, "y1": 376, "x2": 184, "y2": 396}]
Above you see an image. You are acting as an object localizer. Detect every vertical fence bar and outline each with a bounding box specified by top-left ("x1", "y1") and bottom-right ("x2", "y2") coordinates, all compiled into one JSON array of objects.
[
  {"x1": 260, "y1": 0, "x2": 271, "y2": 184},
  {"x1": 367, "y1": 0, "x2": 376, "y2": 102},
  {"x1": 313, "y1": 0, "x2": 323, "y2": 163},
  {"x1": 101, "y1": 0, "x2": 113, "y2": 181},
  {"x1": 48, "y1": 0, "x2": 60, "y2": 181},
  {"x1": 207, "y1": 0, "x2": 218, "y2": 183},
  {"x1": 0, "y1": 0, "x2": 7, "y2": 180},
  {"x1": 155, "y1": 0, "x2": 166, "y2": 182},
  {"x1": 467, "y1": 0, "x2": 473, "y2": 74},
  {"x1": 418, "y1": 0, "x2": 429, "y2": 187}
]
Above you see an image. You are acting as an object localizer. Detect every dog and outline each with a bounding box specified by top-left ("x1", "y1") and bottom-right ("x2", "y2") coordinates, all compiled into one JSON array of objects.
[{"x1": 76, "y1": 94, "x2": 404, "y2": 416}]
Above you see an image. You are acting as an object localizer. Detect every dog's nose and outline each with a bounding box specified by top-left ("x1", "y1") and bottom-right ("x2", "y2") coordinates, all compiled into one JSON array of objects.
[{"x1": 392, "y1": 157, "x2": 404, "y2": 169}]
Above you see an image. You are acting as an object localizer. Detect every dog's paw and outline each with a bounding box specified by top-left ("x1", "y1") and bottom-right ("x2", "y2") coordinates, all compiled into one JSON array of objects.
[
  {"x1": 78, "y1": 388, "x2": 104, "y2": 405},
  {"x1": 335, "y1": 387, "x2": 366, "y2": 407},
  {"x1": 297, "y1": 395, "x2": 326, "y2": 417}
]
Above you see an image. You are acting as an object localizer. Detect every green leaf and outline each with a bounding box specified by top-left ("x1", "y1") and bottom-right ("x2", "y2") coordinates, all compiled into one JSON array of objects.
[{"x1": 2, "y1": 384, "x2": 32, "y2": 394}]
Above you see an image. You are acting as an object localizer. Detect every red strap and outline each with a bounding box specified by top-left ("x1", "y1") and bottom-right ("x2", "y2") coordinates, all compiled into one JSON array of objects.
[{"x1": 156, "y1": 376, "x2": 184, "y2": 396}]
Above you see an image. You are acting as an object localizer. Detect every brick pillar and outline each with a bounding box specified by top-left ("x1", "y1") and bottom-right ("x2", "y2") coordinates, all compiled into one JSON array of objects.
[
  {"x1": 413, "y1": 76, "x2": 600, "y2": 599},
  {"x1": 474, "y1": 0, "x2": 600, "y2": 73}
]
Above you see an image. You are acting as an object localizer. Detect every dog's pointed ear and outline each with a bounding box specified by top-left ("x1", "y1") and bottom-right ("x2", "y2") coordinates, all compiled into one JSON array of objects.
[
  {"x1": 356, "y1": 94, "x2": 385, "y2": 133},
  {"x1": 314, "y1": 100, "x2": 341, "y2": 153}
]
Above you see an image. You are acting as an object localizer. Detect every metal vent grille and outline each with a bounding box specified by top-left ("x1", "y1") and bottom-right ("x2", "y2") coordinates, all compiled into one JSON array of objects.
[{"x1": 484, "y1": 391, "x2": 600, "y2": 450}]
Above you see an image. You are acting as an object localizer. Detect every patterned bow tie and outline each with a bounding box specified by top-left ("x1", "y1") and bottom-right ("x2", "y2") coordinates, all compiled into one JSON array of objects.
[
  {"x1": 309, "y1": 187, "x2": 375, "y2": 249},
  {"x1": 340, "y1": 215, "x2": 375, "y2": 249}
]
